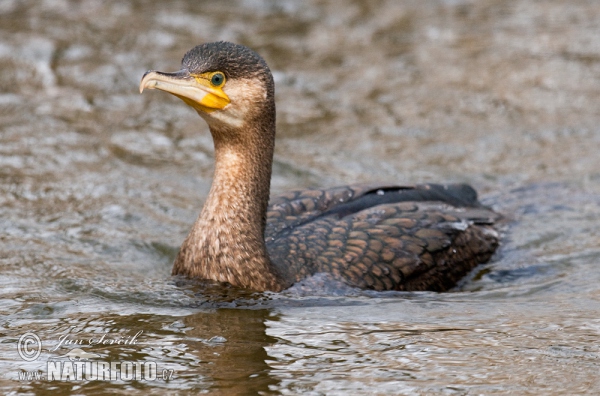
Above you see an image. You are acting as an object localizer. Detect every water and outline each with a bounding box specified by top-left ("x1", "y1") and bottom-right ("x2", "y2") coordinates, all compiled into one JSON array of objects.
[{"x1": 1, "y1": 0, "x2": 600, "y2": 394}]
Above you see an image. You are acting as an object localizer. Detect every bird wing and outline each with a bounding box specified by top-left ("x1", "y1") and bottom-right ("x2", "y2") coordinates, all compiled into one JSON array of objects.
[{"x1": 265, "y1": 184, "x2": 500, "y2": 291}]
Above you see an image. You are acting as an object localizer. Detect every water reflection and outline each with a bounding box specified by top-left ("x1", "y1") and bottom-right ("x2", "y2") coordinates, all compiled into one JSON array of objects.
[
  {"x1": 182, "y1": 309, "x2": 278, "y2": 395},
  {"x1": 8, "y1": 308, "x2": 279, "y2": 395}
]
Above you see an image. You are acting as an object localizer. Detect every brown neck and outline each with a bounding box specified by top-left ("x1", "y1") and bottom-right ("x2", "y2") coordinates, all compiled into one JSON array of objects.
[
  {"x1": 172, "y1": 110, "x2": 287, "y2": 291},
  {"x1": 205, "y1": 127, "x2": 273, "y2": 243}
]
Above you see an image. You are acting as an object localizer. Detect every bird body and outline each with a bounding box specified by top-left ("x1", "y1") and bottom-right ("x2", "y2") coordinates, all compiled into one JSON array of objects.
[
  {"x1": 140, "y1": 42, "x2": 500, "y2": 292},
  {"x1": 265, "y1": 184, "x2": 498, "y2": 292}
]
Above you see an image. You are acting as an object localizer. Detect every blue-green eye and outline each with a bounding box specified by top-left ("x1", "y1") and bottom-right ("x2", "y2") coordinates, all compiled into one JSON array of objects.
[{"x1": 211, "y1": 72, "x2": 225, "y2": 86}]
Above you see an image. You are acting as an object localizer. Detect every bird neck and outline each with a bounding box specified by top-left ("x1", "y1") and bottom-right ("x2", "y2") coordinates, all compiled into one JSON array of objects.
[
  {"x1": 205, "y1": 130, "x2": 273, "y2": 238},
  {"x1": 173, "y1": 113, "x2": 286, "y2": 291}
]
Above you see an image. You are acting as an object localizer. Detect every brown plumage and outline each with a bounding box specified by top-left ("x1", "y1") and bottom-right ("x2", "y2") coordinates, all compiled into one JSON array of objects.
[{"x1": 140, "y1": 41, "x2": 500, "y2": 292}]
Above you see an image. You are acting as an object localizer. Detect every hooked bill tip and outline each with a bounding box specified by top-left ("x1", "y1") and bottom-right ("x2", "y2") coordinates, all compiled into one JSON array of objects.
[{"x1": 139, "y1": 70, "x2": 157, "y2": 94}]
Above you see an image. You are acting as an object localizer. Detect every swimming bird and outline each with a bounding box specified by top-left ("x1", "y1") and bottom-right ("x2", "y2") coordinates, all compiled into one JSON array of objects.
[{"x1": 139, "y1": 41, "x2": 499, "y2": 292}]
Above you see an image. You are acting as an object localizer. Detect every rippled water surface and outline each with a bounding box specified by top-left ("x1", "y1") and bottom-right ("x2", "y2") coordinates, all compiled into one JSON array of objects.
[{"x1": 2, "y1": 0, "x2": 600, "y2": 394}]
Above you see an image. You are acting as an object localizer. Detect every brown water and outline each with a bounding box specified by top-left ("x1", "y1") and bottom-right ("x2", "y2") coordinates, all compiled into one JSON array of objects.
[{"x1": 2, "y1": 0, "x2": 600, "y2": 394}]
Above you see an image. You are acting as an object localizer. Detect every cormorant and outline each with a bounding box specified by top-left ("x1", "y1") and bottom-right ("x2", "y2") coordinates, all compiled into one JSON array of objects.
[{"x1": 140, "y1": 41, "x2": 499, "y2": 292}]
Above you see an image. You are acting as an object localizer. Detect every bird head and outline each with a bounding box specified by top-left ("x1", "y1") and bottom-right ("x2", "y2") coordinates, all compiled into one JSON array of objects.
[{"x1": 140, "y1": 41, "x2": 275, "y2": 132}]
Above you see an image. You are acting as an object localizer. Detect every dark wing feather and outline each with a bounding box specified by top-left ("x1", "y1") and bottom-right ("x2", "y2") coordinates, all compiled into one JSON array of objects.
[{"x1": 265, "y1": 184, "x2": 500, "y2": 291}]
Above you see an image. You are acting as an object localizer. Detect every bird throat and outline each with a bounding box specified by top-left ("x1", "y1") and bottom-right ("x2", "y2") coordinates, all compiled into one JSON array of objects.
[{"x1": 172, "y1": 118, "x2": 286, "y2": 291}]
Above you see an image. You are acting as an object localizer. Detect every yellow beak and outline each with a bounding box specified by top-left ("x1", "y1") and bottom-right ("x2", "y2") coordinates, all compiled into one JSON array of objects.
[{"x1": 139, "y1": 70, "x2": 230, "y2": 112}]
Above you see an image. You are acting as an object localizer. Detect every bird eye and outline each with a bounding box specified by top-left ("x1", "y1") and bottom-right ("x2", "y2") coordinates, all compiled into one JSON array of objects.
[{"x1": 210, "y1": 72, "x2": 225, "y2": 87}]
